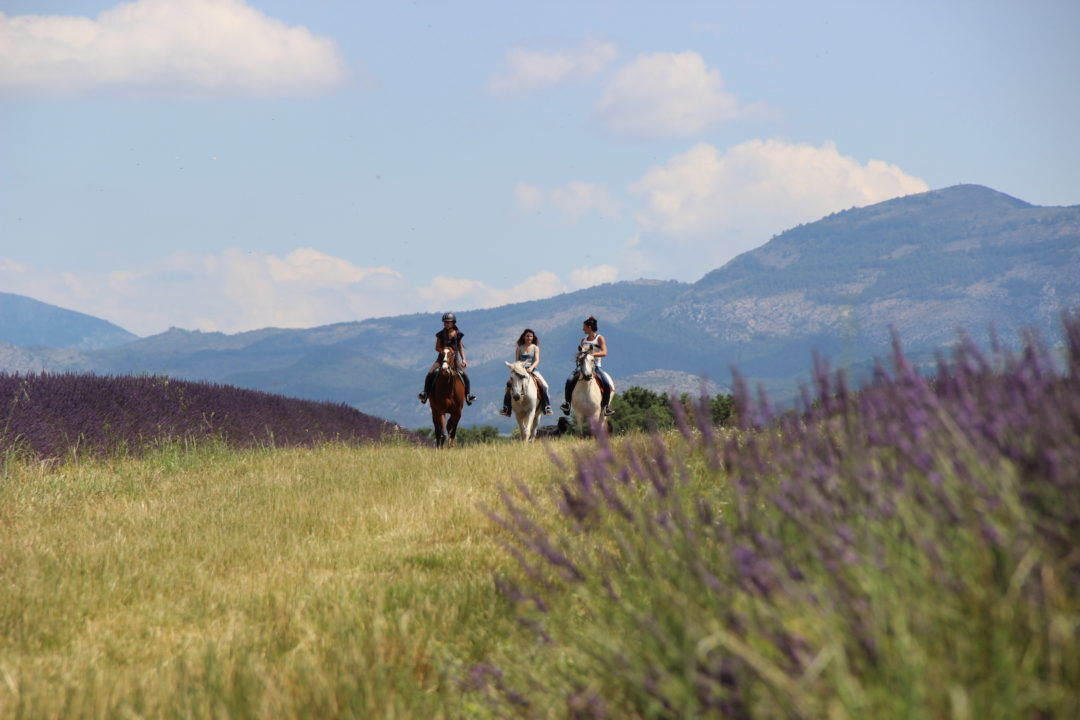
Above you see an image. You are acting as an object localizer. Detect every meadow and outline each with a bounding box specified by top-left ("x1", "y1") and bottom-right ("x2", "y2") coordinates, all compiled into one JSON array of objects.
[
  {"x1": 1, "y1": 439, "x2": 579, "y2": 718},
  {"x1": 2, "y1": 319, "x2": 1078, "y2": 718}
]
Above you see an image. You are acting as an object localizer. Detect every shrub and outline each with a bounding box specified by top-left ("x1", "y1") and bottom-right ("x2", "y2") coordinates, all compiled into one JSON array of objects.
[
  {"x1": 610, "y1": 387, "x2": 735, "y2": 435},
  {"x1": 0, "y1": 373, "x2": 416, "y2": 460},
  {"x1": 480, "y1": 315, "x2": 1080, "y2": 718}
]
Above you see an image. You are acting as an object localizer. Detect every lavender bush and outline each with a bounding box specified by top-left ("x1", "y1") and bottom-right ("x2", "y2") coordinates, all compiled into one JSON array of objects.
[
  {"x1": 0, "y1": 373, "x2": 416, "y2": 460},
  {"x1": 482, "y1": 315, "x2": 1080, "y2": 718}
]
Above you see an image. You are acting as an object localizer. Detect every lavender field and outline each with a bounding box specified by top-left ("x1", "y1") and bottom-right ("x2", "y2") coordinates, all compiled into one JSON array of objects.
[
  {"x1": 0, "y1": 373, "x2": 415, "y2": 459},
  {"x1": 482, "y1": 316, "x2": 1080, "y2": 718},
  {"x1": 2, "y1": 319, "x2": 1077, "y2": 718}
]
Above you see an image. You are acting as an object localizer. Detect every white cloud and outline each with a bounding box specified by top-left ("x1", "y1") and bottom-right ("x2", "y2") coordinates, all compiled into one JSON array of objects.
[
  {"x1": 489, "y1": 38, "x2": 617, "y2": 94},
  {"x1": 550, "y1": 181, "x2": 621, "y2": 220},
  {"x1": 595, "y1": 51, "x2": 760, "y2": 136},
  {"x1": 0, "y1": 0, "x2": 347, "y2": 97},
  {"x1": 420, "y1": 271, "x2": 567, "y2": 310},
  {"x1": 515, "y1": 180, "x2": 621, "y2": 220},
  {"x1": 628, "y1": 138, "x2": 929, "y2": 276},
  {"x1": 514, "y1": 183, "x2": 544, "y2": 212},
  {"x1": 418, "y1": 276, "x2": 489, "y2": 304},
  {"x1": 0, "y1": 249, "x2": 603, "y2": 335},
  {"x1": 569, "y1": 264, "x2": 619, "y2": 290}
]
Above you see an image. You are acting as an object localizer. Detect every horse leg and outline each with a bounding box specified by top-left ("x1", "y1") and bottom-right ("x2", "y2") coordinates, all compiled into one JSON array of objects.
[
  {"x1": 447, "y1": 410, "x2": 460, "y2": 448},
  {"x1": 528, "y1": 408, "x2": 541, "y2": 441},
  {"x1": 520, "y1": 408, "x2": 533, "y2": 442},
  {"x1": 431, "y1": 409, "x2": 445, "y2": 448}
]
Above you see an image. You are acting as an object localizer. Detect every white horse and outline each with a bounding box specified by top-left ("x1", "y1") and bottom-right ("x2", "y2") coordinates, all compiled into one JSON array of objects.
[
  {"x1": 570, "y1": 345, "x2": 610, "y2": 434},
  {"x1": 505, "y1": 360, "x2": 541, "y2": 441}
]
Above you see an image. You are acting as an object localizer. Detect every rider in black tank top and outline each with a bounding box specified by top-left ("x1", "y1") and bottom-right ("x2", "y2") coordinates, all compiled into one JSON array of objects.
[{"x1": 418, "y1": 312, "x2": 475, "y2": 405}]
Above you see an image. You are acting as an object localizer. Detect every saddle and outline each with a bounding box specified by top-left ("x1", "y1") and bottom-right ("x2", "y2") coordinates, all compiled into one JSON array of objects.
[{"x1": 574, "y1": 371, "x2": 604, "y2": 390}]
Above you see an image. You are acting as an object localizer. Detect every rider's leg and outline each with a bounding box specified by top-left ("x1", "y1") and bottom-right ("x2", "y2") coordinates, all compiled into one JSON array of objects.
[
  {"x1": 561, "y1": 374, "x2": 576, "y2": 415},
  {"x1": 599, "y1": 370, "x2": 615, "y2": 415},
  {"x1": 418, "y1": 370, "x2": 436, "y2": 403},
  {"x1": 535, "y1": 374, "x2": 553, "y2": 414},
  {"x1": 499, "y1": 381, "x2": 511, "y2": 416},
  {"x1": 462, "y1": 372, "x2": 475, "y2": 405},
  {"x1": 419, "y1": 359, "x2": 439, "y2": 402}
]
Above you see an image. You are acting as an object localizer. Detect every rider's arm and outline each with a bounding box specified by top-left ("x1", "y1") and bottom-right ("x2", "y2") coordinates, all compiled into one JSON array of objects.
[
  {"x1": 434, "y1": 336, "x2": 443, "y2": 353},
  {"x1": 531, "y1": 345, "x2": 541, "y2": 371},
  {"x1": 593, "y1": 335, "x2": 608, "y2": 358}
]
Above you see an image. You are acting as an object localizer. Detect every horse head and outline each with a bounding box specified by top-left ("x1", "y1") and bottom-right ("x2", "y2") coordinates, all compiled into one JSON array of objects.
[
  {"x1": 439, "y1": 347, "x2": 457, "y2": 375},
  {"x1": 505, "y1": 360, "x2": 530, "y2": 401},
  {"x1": 576, "y1": 344, "x2": 595, "y2": 380}
]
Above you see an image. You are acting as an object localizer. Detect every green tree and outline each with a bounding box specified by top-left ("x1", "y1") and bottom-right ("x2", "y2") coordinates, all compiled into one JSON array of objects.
[
  {"x1": 610, "y1": 387, "x2": 676, "y2": 434},
  {"x1": 611, "y1": 388, "x2": 736, "y2": 434}
]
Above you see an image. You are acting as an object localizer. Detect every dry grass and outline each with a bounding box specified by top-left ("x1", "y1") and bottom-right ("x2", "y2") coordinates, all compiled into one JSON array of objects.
[{"x1": 0, "y1": 439, "x2": 587, "y2": 719}]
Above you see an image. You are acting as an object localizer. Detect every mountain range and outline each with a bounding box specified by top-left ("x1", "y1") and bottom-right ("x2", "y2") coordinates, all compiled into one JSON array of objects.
[
  {"x1": 3, "y1": 184, "x2": 1078, "y2": 429},
  {"x1": 0, "y1": 292, "x2": 137, "y2": 351}
]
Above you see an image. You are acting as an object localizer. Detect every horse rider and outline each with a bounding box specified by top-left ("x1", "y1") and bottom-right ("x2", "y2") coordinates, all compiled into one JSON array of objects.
[
  {"x1": 561, "y1": 315, "x2": 615, "y2": 416},
  {"x1": 418, "y1": 312, "x2": 476, "y2": 406},
  {"x1": 499, "y1": 328, "x2": 554, "y2": 417}
]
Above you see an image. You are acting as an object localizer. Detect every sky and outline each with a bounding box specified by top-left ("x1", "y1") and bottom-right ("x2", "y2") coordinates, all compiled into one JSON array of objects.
[{"x1": 2, "y1": 0, "x2": 1078, "y2": 337}]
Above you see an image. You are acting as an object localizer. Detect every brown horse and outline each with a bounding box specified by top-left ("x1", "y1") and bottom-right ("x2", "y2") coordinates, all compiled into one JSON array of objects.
[{"x1": 430, "y1": 347, "x2": 465, "y2": 448}]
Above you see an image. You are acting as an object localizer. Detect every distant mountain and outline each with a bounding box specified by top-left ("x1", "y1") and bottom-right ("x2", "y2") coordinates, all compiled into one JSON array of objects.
[
  {"x1": 0, "y1": 292, "x2": 138, "y2": 350},
  {"x1": 658, "y1": 184, "x2": 1079, "y2": 387},
  {"x1": 0, "y1": 341, "x2": 95, "y2": 374},
  {"x1": 3, "y1": 185, "x2": 1077, "y2": 429}
]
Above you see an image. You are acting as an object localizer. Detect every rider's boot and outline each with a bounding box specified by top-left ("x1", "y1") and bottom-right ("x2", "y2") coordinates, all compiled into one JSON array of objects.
[
  {"x1": 499, "y1": 383, "x2": 511, "y2": 416},
  {"x1": 539, "y1": 383, "x2": 553, "y2": 415},
  {"x1": 418, "y1": 371, "x2": 435, "y2": 403},
  {"x1": 561, "y1": 377, "x2": 576, "y2": 415},
  {"x1": 601, "y1": 388, "x2": 615, "y2": 416},
  {"x1": 463, "y1": 372, "x2": 476, "y2": 405}
]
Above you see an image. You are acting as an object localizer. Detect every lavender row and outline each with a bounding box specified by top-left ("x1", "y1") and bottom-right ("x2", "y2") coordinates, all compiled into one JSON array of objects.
[
  {"x1": 0, "y1": 372, "x2": 416, "y2": 459},
  {"x1": 481, "y1": 313, "x2": 1080, "y2": 717}
]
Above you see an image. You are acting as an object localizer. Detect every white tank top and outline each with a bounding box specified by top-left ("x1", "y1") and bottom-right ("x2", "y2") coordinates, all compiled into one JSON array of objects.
[{"x1": 581, "y1": 336, "x2": 602, "y2": 366}]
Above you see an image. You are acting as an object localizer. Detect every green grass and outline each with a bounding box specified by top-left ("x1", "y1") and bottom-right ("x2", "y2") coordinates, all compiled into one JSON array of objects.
[
  {"x1": 0, "y1": 439, "x2": 590, "y2": 719},
  {"x1": 4, "y1": 430, "x2": 1075, "y2": 718}
]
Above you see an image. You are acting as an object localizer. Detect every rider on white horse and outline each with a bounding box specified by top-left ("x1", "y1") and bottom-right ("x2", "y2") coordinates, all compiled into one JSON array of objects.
[
  {"x1": 561, "y1": 316, "x2": 615, "y2": 417},
  {"x1": 418, "y1": 312, "x2": 476, "y2": 405},
  {"x1": 499, "y1": 328, "x2": 553, "y2": 416}
]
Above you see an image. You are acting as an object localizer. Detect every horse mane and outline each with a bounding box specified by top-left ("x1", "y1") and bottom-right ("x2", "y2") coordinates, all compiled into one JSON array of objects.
[{"x1": 508, "y1": 360, "x2": 530, "y2": 376}]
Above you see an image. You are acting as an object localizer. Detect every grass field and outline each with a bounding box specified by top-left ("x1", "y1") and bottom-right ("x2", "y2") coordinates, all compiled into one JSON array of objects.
[
  {"x1": 1, "y1": 439, "x2": 589, "y2": 719},
  {"x1": 3, "y1": 320, "x2": 1079, "y2": 718}
]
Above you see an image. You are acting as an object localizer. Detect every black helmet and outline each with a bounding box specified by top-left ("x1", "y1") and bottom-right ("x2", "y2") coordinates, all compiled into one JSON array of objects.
[{"x1": 441, "y1": 312, "x2": 457, "y2": 323}]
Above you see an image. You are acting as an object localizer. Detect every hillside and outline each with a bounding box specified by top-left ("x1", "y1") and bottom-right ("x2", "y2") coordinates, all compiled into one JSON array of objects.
[
  {"x1": 0, "y1": 373, "x2": 417, "y2": 459},
  {"x1": 0, "y1": 292, "x2": 138, "y2": 350},
  {"x1": 655, "y1": 184, "x2": 1080, "y2": 385},
  {"x1": 2, "y1": 184, "x2": 1077, "y2": 428}
]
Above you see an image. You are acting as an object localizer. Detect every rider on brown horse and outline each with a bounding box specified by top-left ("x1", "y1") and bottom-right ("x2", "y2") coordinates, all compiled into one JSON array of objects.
[{"x1": 418, "y1": 312, "x2": 476, "y2": 405}]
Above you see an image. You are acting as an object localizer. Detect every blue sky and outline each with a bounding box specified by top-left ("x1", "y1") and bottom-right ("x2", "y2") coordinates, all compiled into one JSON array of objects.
[{"x1": 2, "y1": 0, "x2": 1078, "y2": 336}]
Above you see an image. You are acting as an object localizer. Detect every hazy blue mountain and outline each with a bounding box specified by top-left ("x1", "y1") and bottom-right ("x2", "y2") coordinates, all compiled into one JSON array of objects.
[
  {"x1": 645, "y1": 184, "x2": 1080, "y2": 396},
  {"x1": 4, "y1": 184, "x2": 1077, "y2": 429},
  {"x1": 82, "y1": 280, "x2": 693, "y2": 429},
  {"x1": 0, "y1": 292, "x2": 139, "y2": 350}
]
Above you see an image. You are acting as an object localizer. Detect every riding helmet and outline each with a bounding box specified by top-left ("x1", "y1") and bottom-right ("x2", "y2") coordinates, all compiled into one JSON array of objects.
[{"x1": 441, "y1": 312, "x2": 457, "y2": 323}]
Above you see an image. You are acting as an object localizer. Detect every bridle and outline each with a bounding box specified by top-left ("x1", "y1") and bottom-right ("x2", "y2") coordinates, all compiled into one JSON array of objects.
[
  {"x1": 576, "y1": 346, "x2": 595, "y2": 380},
  {"x1": 509, "y1": 364, "x2": 531, "y2": 401},
  {"x1": 439, "y1": 347, "x2": 456, "y2": 375}
]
